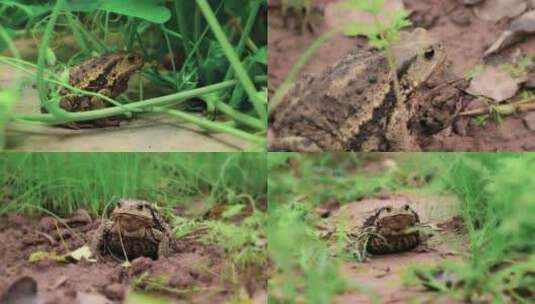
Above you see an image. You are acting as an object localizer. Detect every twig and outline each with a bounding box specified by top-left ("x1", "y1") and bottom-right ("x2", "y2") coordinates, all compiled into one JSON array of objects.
[
  {"x1": 117, "y1": 224, "x2": 130, "y2": 264},
  {"x1": 54, "y1": 220, "x2": 70, "y2": 252},
  {"x1": 35, "y1": 230, "x2": 57, "y2": 245},
  {"x1": 459, "y1": 99, "x2": 535, "y2": 116}
]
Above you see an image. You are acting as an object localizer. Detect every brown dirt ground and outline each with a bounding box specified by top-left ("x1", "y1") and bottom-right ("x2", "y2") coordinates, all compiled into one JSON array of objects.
[
  {"x1": 0, "y1": 211, "x2": 267, "y2": 304},
  {"x1": 268, "y1": 0, "x2": 535, "y2": 151},
  {"x1": 323, "y1": 191, "x2": 468, "y2": 303}
]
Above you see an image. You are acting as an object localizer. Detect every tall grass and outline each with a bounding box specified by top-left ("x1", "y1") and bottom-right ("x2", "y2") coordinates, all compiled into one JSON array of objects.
[
  {"x1": 0, "y1": 152, "x2": 266, "y2": 216},
  {"x1": 268, "y1": 202, "x2": 351, "y2": 304},
  {"x1": 410, "y1": 153, "x2": 535, "y2": 302}
]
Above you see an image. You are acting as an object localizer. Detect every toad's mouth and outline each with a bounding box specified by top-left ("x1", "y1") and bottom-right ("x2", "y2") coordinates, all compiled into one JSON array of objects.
[
  {"x1": 377, "y1": 214, "x2": 417, "y2": 234},
  {"x1": 112, "y1": 213, "x2": 152, "y2": 230}
]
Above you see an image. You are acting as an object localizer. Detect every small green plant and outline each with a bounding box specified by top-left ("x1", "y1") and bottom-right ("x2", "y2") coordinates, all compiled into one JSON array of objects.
[
  {"x1": 499, "y1": 56, "x2": 533, "y2": 78},
  {"x1": 268, "y1": 203, "x2": 351, "y2": 303},
  {"x1": 340, "y1": 0, "x2": 411, "y2": 108},
  {"x1": 464, "y1": 64, "x2": 484, "y2": 80},
  {"x1": 0, "y1": 24, "x2": 22, "y2": 151},
  {"x1": 405, "y1": 154, "x2": 535, "y2": 303},
  {"x1": 472, "y1": 114, "x2": 489, "y2": 127}
]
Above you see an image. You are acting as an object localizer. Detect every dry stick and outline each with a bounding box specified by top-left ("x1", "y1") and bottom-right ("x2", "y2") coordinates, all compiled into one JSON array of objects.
[
  {"x1": 54, "y1": 220, "x2": 70, "y2": 252},
  {"x1": 35, "y1": 230, "x2": 57, "y2": 245},
  {"x1": 21, "y1": 204, "x2": 85, "y2": 243},
  {"x1": 117, "y1": 225, "x2": 130, "y2": 264},
  {"x1": 427, "y1": 77, "x2": 467, "y2": 95},
  {"x1": 459, "y1": 98, "x2": 535, "y2": 116}
]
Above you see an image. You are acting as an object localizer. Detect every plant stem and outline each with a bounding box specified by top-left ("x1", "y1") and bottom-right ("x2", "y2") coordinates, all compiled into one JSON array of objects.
[
  {"x1": 174, "y1": 1, "x2": 192, "y2": 56},
  {"x1": 372, "y1": 14, "x2": 410, "y2": 150},
  {"x1": 270, "y1": 28, "x2": 339, "y2": 111},
  {"x1": 14, "y1": 76, "x2": 267, "y2": 124},
  {"x1": 216, "y1": 100, "x2": 264, "y2": 130},
  {"x1": 153, "y1": 107, "x2": 265, "y2": 146},
  {"x1": 37, "y1": 0, "x2": 66, "y2": 117},
  {"x1": 226, "y1": 1, "x2": 261, "y2": 108},
  {"x1": 225, "y1": 1, "x2": 261, "y2": 82},
  {"x1": 196, "y1": 0, "x2": 266, "y2": 122}
]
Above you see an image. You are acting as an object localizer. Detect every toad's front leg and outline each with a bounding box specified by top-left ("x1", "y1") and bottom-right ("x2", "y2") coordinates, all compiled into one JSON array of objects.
[
  {"x1": 151, "y1": 229, "x2": 171, "y2": 259},
  {"x1": 385, "y1": 105, "x2": 420, "y2": 152},
  {"x1": 269, "y1": 136, "x2": 322, "y2": 152}
]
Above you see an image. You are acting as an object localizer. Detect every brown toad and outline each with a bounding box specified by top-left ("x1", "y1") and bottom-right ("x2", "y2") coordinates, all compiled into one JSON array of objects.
[
  {"x1": 269, "y1": 28, "x2": 447, "y2": 151},
  {"x1": 46, "y1": 52, "x2": 144, "y2": 128},
  {"x1": 91, "y1": 199, "x2": 171, "y2": 261},
  {"x1": 362, "y1": 204, "x2": 421, "y2": 254}
]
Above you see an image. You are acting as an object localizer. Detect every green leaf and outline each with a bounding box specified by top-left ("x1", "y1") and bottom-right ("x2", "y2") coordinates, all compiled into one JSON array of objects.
[
  {"x1": 388, "y1": 9, "x2": 411, "y2": 32},
  {"x1": 125, "y1": 292, "x2": 170, "y2": 304},
  {"x1": 45, "y1": 47, "x2": 57, "y2": 66},
  {"x1": 100, "y1": 0, "x2": 171, "y2": 24},
  {"x1": 252, "y1": 46, "x2": 267, "y2": 65},
  {"x1": 200, "y1": 40, "x2": 228, "y2": 84},
  {"x1": 0, "y1": 86, "x2": 20, "y2": 150},
  {"x1": 342, "y1": 22, "x2": 378, "y2": 37},
  {"x1": 66, "y1": 0, "x2": 102, "y2": 12},
  {"x1": 222, "y1": 204, "x2": 245, "y2": 219},
  {"x1": 0, "y1": 27, "x2": 15, "y2": 52}
]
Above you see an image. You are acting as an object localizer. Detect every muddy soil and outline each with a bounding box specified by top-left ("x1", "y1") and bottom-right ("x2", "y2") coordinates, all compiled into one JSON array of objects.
[
  {"x1": 322, "y1": 191, "x2": 468, "y2": 303},
  {"x1": 0, "y1": 211, "x2": 266, "y2": 304},
  {"x1": 268, "y1": 0, "x2": 535, "y2": 151}
]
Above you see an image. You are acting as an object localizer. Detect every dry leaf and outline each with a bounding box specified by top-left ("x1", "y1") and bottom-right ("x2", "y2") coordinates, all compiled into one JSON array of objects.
[
  {"x1": 474, "y1": 0, "x2": 527, "y2": 22},
  {"x1": 523, "y1": 112, "x2": 535, "y2": 130},
  {"x1": 65, "y1": 245, "x2": 96, "y2": 263},
  {"x1": 466, "y1": 66, "x2": 519, "y2": 102},
  {"x1": 484, "y1": 10, "x2": 535, "y2": 56},
  {"x1": 28, "y1": 251, "x2": 66, "y2": 263}
]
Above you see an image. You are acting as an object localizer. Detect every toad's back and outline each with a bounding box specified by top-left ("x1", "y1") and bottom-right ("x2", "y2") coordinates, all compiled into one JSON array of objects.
[{"x1": 270, "y1": 47, "x2": 394, "y2": 151}]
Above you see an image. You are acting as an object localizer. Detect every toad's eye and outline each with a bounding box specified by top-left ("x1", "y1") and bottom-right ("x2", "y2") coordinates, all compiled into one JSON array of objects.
[
  {"x1": 404, "y1": 205, "x2": 410, "y2": 211},
  {"x1": 127, "y1": 55, "x2": 136, "y2": 63},
  {"x1": 116, "y1": 202, "x2": 122, "y2": 208},
  {"x1": 424, "y1": 48, "x2": 435, "y2": 60},
  {"x1": 385, "y1": 207, "x2": 392, "y2": 212},
  {"x1": 137, "y1": 204, "x2": 144, "y2": 211}
]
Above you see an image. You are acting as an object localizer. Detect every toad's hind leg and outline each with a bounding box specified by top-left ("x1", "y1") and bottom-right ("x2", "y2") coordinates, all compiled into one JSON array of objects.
[
  {"x1": 90, "y1": 220, "x2": 113, "y2": 261},
  {"x1": 269, "y1": 136, "x2": 321, "y2": 152}
]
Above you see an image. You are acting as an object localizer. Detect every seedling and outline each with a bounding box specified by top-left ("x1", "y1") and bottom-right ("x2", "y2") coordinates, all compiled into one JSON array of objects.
[{"x1": 340, "y1": 0, "x2": 411, "y2": 105}]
